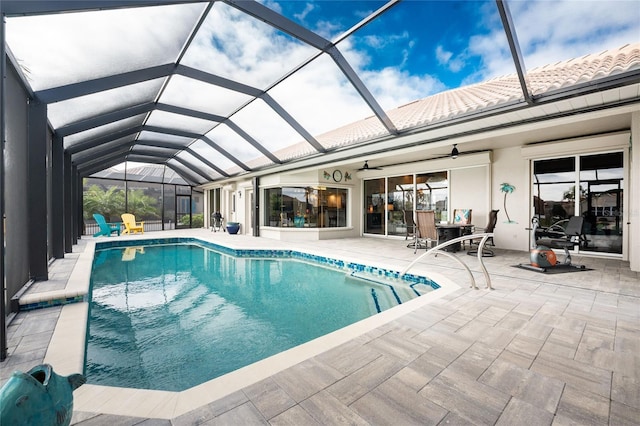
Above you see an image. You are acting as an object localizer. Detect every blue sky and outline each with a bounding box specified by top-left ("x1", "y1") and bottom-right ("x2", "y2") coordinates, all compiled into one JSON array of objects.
[{"x1": 266, "y1": 0, "x2": 639, "y2": 92}]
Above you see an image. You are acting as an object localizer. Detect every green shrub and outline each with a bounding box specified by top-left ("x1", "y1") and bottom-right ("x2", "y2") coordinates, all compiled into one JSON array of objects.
[{"x1": 180, "y1": 213, "x2": 204, "y2": 228}]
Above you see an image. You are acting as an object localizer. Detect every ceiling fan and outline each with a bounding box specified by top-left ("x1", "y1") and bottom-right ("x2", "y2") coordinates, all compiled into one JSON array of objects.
[{"x1": 357, "y1": 160, "x2": 382, "y2": 171}]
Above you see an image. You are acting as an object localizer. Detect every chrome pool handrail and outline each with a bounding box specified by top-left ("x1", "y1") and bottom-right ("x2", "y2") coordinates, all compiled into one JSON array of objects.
[{"x1": 401, "y1": 233, "x2": 494, "y2": 290}]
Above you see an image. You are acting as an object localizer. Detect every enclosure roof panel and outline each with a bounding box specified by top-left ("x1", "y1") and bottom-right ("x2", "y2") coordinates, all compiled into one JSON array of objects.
[{"x1": 3, "y1": 0, "x2": 638, "y2": 183}]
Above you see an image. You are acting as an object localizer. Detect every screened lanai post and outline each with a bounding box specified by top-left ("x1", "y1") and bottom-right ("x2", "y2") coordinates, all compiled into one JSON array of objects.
[
  {"x1": 52, "y1": 136, "x2": 65, "y2": 258},
  {"x1": 78, "y1": 169, "x2": 84, "y2": 239},
  {"x1": 74, "y1": 166, "x2": 81, "y2": 243},
  {"x1": 27, "y1": 99, "x2": 48, "y2": 280},
  {"x1": 253, "y1": 177, "x2": 260, "y2": 237},
  {"x1": 1, "y1": 8, "x2": 7, "y2": 361},
  {"x1": 64, "y1": 153, "x2": 73, "y2": 253}
]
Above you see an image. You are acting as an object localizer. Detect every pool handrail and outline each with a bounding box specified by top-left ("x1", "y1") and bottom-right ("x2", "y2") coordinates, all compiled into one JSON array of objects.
[{"x1": 401, "y1": 233, "x2": 494, "y2": 290}]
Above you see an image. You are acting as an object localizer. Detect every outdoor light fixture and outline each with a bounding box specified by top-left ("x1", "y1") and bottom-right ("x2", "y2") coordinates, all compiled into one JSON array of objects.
[{"x1": 451, "y1": 144, "x2": 459, "y2": 159}]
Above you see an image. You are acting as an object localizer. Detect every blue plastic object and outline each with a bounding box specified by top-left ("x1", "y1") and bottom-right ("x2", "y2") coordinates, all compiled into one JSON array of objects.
[
  {"x1": 93, "y1": 213, "x2": 120, "y2": 237},
  {"x1": 0, "y1": 364, "x2": 85, "y2": 426}
]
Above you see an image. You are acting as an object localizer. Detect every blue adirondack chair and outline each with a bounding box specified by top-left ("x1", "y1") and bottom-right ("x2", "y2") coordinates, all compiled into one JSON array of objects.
[{"x1": 93, "y1": 213, "x2": 121, "y2": 237}]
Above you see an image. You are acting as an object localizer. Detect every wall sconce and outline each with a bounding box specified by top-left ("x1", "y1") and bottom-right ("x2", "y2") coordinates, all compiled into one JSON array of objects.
[{"x1": 451, "y1": 144, "x2": 459, "y2": 159}]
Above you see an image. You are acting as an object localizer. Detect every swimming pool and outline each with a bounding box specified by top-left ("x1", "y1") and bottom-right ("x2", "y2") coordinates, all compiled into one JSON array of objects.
[{"x1": 86, "y1": 239, "x2": 438, "y2": 391}]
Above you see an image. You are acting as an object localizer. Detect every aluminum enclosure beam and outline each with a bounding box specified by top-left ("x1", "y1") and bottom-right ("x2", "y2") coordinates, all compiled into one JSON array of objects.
[
  {"x1": 1, "y1": 1, "x2": 206, "y2": 16},
  {"x1": 34, "y1": 63, "x2": 175, "y2": 103},
  {"x1": 496, "y1": 0, "x2": 532, "y2": 105},
  {"x1": 57, "y1": 102, "x2": 155, "y2": 137}
]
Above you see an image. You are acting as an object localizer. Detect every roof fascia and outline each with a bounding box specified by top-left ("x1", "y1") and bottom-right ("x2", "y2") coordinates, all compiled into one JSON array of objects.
[
  {"x1": 531, "y1": 71, "x2": 640, "y2": 103},
  {"x1": 34, "y1": 63, "x2": 175, "y2": 103}
]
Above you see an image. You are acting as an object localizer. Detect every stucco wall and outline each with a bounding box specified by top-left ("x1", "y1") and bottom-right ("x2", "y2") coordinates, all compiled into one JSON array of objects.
[{"x1": 491, "y1": 146, "x2": 531, "y2": 251}]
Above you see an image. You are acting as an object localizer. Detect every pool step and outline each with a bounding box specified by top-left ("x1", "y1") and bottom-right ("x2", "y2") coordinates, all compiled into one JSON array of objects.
[{"x1": 349, "y1": 271, "x2": 427, "y2": 313}]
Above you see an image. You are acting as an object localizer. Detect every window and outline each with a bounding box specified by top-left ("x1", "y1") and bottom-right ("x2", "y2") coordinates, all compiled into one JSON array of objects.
[{"x1": 265, "y1": 187, "x2": 347, "y2": 228}]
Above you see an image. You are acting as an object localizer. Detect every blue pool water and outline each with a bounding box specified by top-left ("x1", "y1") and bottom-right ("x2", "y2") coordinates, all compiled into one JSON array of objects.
[{"x1": 86, "y1": 241, "x2": 436, "y2": 391}]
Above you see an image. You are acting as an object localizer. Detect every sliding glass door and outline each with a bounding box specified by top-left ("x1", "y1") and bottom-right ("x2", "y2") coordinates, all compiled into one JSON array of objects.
[
  {"x1": 533, "y1": 151, "x2": 623, "y2": 255},
  {"x1": 364, "y1": 172, "x2": 448, "y2": 236}
]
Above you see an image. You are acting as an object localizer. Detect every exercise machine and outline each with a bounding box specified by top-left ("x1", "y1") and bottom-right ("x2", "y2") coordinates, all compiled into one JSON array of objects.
[{"x1": 519, "y1": 217, "x2": 586, "y2": 272}]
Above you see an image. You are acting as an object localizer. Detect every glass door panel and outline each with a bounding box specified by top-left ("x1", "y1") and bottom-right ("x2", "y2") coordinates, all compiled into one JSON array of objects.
[
  {"x1": 579, "y1": 152, "x2": 623, "y2": 254},
  {"x1": 533, "y1": 157, "x2": 576, "y2": 228},
  {"x1": 416, "y1": 172, "x2": 448, "y2": 222},
  {"x1": 387, "y1": 175, "x2": 414, "y2": 237},
  {"x1": 363, "y1": 179, "x2": 384, "y2": 235}
]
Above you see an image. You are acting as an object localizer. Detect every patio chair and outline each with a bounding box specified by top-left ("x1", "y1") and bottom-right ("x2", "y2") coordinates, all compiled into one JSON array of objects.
[
  {"x1": 453, "y1": 208, "x2": 473, "y2": 248},
  {"x1": 413, "y1": 210, "x2": 438, "y2": 254},
  {"x1": 467, "y1": 209, "x2": 499, "y2": 257},
  {"x1": 121, "y1": 213, "x2": 144, "y2": 234},
  {"x1": 93, "y1": 213, "x2": 120, "y2": 237},
  {"x1": 403, "y1": 209, "x2": 416, "y2": 241}
]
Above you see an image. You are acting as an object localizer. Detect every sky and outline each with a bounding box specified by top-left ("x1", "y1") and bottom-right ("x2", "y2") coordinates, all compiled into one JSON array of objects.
[{"x1": 5, "y1": 0, "x2": 640, "y2": 175}]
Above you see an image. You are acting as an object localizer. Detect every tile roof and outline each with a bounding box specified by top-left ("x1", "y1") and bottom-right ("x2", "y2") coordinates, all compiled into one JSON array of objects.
[{"x1": 270, "y1": 43, "x2": 640, "y2": 163}]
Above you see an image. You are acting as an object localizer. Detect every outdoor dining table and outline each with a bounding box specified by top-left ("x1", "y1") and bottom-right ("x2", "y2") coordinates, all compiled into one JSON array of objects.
[{"x1": 436, "y1": 223, "x2": 474, "y2": 252}]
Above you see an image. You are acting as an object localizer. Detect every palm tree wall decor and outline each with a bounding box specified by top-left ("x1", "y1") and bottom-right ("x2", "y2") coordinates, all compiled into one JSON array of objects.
[{"x1": 500, "y1": 183, "x2": 516, "y2": 223}]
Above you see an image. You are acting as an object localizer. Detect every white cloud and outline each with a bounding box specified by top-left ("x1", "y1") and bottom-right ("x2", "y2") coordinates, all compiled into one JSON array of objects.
[
  {"x1": 6, "y1": 4, "x2": 205, "y2": 91},
  {"x1": 435, "y1": 45, "x2": 466, "y2": 73},
  {"x1": 504, "y1": 0, "x2": 639, "y2": 69},
  {"x1": 182, "y1": 2, "x2": 317, "y2": 89},
  {"x1": 294, "y1": 3, "x2": 316, "y2": 23}
]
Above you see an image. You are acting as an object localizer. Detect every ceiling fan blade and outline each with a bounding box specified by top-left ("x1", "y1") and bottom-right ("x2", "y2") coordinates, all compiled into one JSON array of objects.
[{"x1": 357, "y1": 160, "x2": 382, "y2": 171}]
